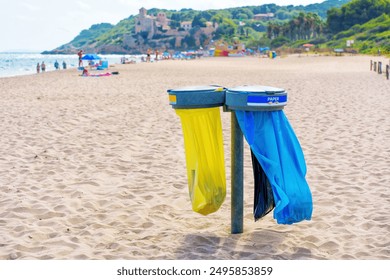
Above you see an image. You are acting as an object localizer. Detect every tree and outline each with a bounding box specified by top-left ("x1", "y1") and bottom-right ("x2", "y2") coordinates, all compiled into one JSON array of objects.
[
  {"x1": 192, "y1": 14, "x2": 207, "y2": 28},
  {"x1": 327, "y1": 0, "x2": 390, "y2": 34},
  {"x1": 271, "y1": 36, "x2": 291, "y2": 48},
  {"x1": 231, "y1": 8, "x2": 254, "y2": 20},
  {"x1": 182, "y1": 34, "x2": 196, "y2": 48},
  {"x1": 211, "y1": 14, "x2": 224, "y2": 25},
  {"x1": 327, "y1": 7, "x2": 343, "y2": 33},
  {"x1": 213, "y1": 18, "x2": 237, "y2": 40},
  {"x1": 267, "y1": 12, "x2": 325, "y2": 41}
]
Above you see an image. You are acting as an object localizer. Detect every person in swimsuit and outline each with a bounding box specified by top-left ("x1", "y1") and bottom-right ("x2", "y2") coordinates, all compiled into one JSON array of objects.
[
  {"x1": 78, "y1": 50, "x2": 83, "y2": 67},
  {"x1": 146, "y1": 49, "x2": 151, "y2": 62}
]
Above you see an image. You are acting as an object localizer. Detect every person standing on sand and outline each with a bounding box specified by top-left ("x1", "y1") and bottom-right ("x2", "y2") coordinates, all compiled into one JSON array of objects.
[
  {"x1": 78, "y1": 50, "x2": 83, "y2": 67},
  {"x1": 62, "y1": 61, "x2": 67, "y2": 69},
  {"x1": 155, "y1": 49, "x2": 159, "y2": 62},
  {"x1": 36, "y1": 63, "x2": 40, "y2": 74},
  {"x1": 41, "y1": 62, "x2": 46, "y2": 72},
  {"x1": 146, "y1": 48, "x2": 151, "y2": 62}
]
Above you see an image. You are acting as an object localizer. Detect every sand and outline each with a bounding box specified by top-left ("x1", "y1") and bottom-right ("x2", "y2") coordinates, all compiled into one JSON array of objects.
[{"x1": 0, "y1": 54, "x2": 389, "y2": 260}]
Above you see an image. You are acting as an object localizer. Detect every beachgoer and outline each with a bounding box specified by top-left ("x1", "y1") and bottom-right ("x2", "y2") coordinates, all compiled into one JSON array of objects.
[
  {"x1": 36, "y1": 63, "x2": 40, "y2": 74},
  {"x1": 155, "y1": 49, "x2": 159, "y2": 61},
  {"x1": 78, "y1": 50, "x2": 83, "y2": 67},
  {"x1": 54, "y1": 60, "x2": 59, "y2": 70},
  {"x1": 146, "y1": 49, "x2": 151, "y2": 62},
  {"x1": 81, "y1": 68, "x2": 89, "y2": 76},
  {"x1": 62, "y1": 61, "x2": 67, "y2": 69},
  {"x1": 41, "y1": 62, "x2": 46, "y2": 72}
]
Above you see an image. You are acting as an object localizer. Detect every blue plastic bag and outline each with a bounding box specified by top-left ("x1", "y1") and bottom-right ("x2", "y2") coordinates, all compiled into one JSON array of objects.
[{"x1": 235, "y1": 110, "x2": 313, "y2": 224}]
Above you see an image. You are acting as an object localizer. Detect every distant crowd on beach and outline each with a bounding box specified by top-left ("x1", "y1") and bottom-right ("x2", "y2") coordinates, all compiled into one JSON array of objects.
[
  {"x1": 120, "y1": 48, "x2": 204, "y2": 64},
  {"x1": 36, "y1": 60, "x2": 67, "y2": 74}
]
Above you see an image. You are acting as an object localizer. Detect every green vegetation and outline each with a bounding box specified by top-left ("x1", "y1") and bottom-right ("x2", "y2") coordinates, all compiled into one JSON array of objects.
[
  {"x1": 67, "y1": 23, "x2": 114, "y2": 48},
  {"x1": 50, "y1": 0, "x2": 390, "y2": 56},
  {"x1": 93, "y1": 16, "x2": 136, "y2": 46},
  {"x1": 267, "y1": 13, "x2": 325, "y2": 41},
  {"x1": 324, "y1": 0, "x2": 390, "y2": 54},
  {"x1": 327, "y1": 0, "x2": 390, "y2": 34},
  {"x1": 52, "y1": 0, "x2": 349, "y2": 53},
  {"x1": 326, "y1": 13, "x2": 390, "y2": 54}
]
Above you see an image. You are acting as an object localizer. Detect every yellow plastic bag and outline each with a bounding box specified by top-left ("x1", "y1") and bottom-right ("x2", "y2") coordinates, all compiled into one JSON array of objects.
[{"x1": 175, "y1": 107, "x2": 226, "y2": 215}]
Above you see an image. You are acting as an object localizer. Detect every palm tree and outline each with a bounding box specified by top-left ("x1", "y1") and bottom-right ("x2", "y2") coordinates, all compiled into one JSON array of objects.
[{"x1": 267, "y1": 12, "x2": 326, "y2": 43}]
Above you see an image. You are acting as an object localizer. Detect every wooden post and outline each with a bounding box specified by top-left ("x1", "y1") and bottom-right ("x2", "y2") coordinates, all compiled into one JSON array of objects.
[
  {"x1": 374, "y1": 61, "x2": 377, "y2": 72},
  {"x1": 370, "y1": 60, "x2": 373, "y2": 71},
  {"x1": 386, "y1": 65, "x2": 389, "y2": 80},
  {"x1": 231, "y1": 112, "x2": 244, "y2": 234},
  {"x1": 378, "y1": 62, "x2": 382, "y2": 74}
]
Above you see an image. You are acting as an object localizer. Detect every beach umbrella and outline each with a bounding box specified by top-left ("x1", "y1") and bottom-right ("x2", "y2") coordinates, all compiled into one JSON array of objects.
[
  {"x1": 82, "y1": 53, "x2": 101, "y2": 60},
  {"x1": 302, "y1": 43, "x2": 314, "y2": 48},
  {"x1": 258, "y1": 47, "x2": 270, "y2": 53}
]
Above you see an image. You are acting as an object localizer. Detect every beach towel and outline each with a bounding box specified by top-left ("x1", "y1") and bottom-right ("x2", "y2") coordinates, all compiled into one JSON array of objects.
[
  {"x1": 235, "y1": 110, "x2": 312, "y2": 224},
  {"x1": 175, "y1": 107, "x2": 226, "y2": 215},
  {"x1": 85, "y1": 72, "x2": 112, "y2": 77}
]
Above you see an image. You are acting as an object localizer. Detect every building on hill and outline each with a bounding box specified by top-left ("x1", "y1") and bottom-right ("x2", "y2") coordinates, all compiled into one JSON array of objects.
[
  {"x1": 156, "y1": 12, "x2": 170, "y2": 29},
  {"x1": 253, "y1": 13, "x2": 274, "y2": 21},
  {"x1": 132, "y1": 7, "x2": 218, "y2": 51},
  {"x1": 135, "y1": 7, "x2": 171, "y2": 39},
  {"x1": 180, "y1": 21, "x2": 192, "y2": 31},
  {"x1": 135, "y1": 7, "x2": 153, "y2": 34}
]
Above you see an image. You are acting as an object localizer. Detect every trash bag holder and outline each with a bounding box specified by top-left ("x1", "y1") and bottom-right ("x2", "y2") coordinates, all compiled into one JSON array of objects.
[
  {"x1": 168, "y1": 85, "x2": 227, "y2": 216},
  {"x1": 168, "y1": 84, "x2": 289, "y2": 234},
  {"x1": 225, "y1": 85, "x2": 288, "y2": 233}
]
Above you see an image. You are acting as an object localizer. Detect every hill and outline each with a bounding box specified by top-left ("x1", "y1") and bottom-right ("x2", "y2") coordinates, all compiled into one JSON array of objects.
[
  {"x1": 324, "y1": 0, "x2": 390, "y2": 54},
  {"x1": 262, "y1": 0, "x2": 390, "y2": 55},
  {"x1": 43, "y1": 0, "x2": 350, "y2": 54},
  {"x1": 326, "y1": 13, "x2": 390, "y2": 54}
]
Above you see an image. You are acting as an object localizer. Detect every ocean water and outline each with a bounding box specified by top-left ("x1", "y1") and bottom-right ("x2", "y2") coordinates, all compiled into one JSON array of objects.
[{"x1": 0, "y1": 53, "x2": 131, "y2": 78}]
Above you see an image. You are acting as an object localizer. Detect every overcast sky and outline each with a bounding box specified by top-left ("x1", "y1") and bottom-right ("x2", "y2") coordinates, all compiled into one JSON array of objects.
[{"x1": 0, "y1": 0, "x2": 323, "y2": 52}]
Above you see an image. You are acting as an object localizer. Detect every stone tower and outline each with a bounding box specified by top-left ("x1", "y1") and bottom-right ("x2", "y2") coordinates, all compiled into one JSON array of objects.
[{"x1": 139, "y1": 7, "x2": 147, "y2": 18}]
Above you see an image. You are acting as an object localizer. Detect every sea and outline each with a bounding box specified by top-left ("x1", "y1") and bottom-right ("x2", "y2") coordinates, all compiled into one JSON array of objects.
[{"x1": 0, "y1": 52, "x2": 136, "y2": 78}]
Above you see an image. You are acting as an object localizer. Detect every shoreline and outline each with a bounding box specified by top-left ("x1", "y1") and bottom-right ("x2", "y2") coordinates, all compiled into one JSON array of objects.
[
  {"x1": 0, "y1": 55, "x2": 389, "y2": 260},
  {"x1": 0, "y1": 53, "x2": 131, "y2": 79},
  {"x1": 1, "y1": 52, "x2": 389, "y2": 79}
]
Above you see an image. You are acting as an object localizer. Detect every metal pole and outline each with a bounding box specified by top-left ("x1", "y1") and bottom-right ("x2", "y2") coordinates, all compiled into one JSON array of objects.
[{"x1": 231, "y1": 112, "x2": 244, "y2": 234}]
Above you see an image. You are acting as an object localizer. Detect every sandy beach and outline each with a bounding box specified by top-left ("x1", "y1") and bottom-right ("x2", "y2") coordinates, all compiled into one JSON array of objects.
[{"x1": 0, "y1": 54, "x2": 389, "y2": 260}]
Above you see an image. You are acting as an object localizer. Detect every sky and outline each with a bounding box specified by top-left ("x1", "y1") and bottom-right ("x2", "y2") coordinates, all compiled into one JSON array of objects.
[{"x1": 0, "y1": 0, "x2": 323, "y2": 52}]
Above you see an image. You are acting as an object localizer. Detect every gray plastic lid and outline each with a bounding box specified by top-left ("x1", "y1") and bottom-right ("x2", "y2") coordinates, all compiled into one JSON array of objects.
[
  {"x1": 225, "y1": 84, "x2": 287, "y2": 111},
  {"x1": 227, "y1": 85, "x2": 285, "y2": 94},
  {"x1": 168, "y1": 85, "x2": 224, "y2": 93},
  {"x1": 168, "y1": 85, "x2": 225, "y2": 109}
]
